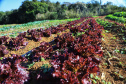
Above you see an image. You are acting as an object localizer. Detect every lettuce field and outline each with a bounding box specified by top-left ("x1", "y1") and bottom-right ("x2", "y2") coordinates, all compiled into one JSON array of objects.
[{"x1": 0, "y1": 16, "x2": 126, "y2": 84}]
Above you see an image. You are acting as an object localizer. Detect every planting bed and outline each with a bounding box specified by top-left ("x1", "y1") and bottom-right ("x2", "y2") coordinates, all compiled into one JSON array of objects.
[
  {"x1": 0, "y1": 16, "x2": 126, "y2": 84},
  {"x1": 95, "y1": 16, "x2": 126, "y2": 84}
]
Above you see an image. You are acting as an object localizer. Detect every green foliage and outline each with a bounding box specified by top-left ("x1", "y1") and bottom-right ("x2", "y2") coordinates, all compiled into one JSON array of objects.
[
  {"x1": 0, "y1": 11, "x2": 5, "y2": 22},
  {"x1": 32, "y1": 0, "x2": 37, "y2": 2},
  {"x1": 65, "y1": 10, "x2": 80, "y2": 19},
  {"x1": 106, "y1": 14, "x2": 126, "y2": 23},
  {"x1": 41, "y1": 63, "x2": 51, "y2": 73},
  {"x1": 90, "y1": 74, "x2": 94, "y2": 78},
  {"x1": 0, "y1": 20, "x2": 48, "y2": 32},
  {"x1": 18, "y1": 1, "x2": 48, "y2": 23},
  {"x1": 94, "y1": 76, "x2": 100, "y2": 80},
  {"x1": 46, "y1": 12, "x2": 58, "y2": 20},
  {"x1": 68, "y1": 2, "x2": 87, "y2": 12},
  {"x1": 41, "y1": 57, "x2": 45, "y2": 61},
  {"x1": 92, "y1": 16, "x2": 98, "y2": 17},
  {"x1": 0, "y1": 18, "x2": 77, "y2": 36},
  {"x1": 113, "y1": 12, "x2": 126, "y2": 17},
  {"x1": 1, "y1": 0, "x2": 126, "y2": 24},
  {"x1": 96, "y1": 19, "x2": 114, "y2": 28},
  {"x1": 36, "y1": 12, "x2": 58, "y2": 20},
  {"x1": 0, "y1": 57, "x2": 3, "y2": 60},
  {"x1": 0, "y1": 1, "x2": 48, "y2": 24},
  {"x1": 120, "y1": 48, "x2": 126, "y2": 54},
  {"x1": 92, "y1": 79, "x2": 97, "y2": 83},
  {"x1": 28, "y1": 62, "x2": 35, "y2": 68}
]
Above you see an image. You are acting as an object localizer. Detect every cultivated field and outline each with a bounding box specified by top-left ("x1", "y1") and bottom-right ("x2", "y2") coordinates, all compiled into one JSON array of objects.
[{"x1": 0, "y1": 16, "x2": 126, "y2": 84}]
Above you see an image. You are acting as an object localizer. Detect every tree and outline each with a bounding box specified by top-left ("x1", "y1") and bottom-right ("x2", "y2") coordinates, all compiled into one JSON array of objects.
[
  {"x1": 56, "y1": 1, "x2": 60, "y2": 7},
  {"x1": 48, "y1": 3, "x2": 56, "y2": 12},
  {"x1": 0, "y1": 11, "x2": 12, "y2": 24},
  {"x1": 68, "y1": 2, "x2": 87, "y2": 12},
  {"x1": 41, "y1": 0, "x2": 44, "y2": 2},
  {"x1": 44, "y1": 0, "x2": 50, "y2": 4},
  {"x1": 61, "y1": 4, "x2": 68, "y2": 10},
  {"x1": 18, "y1": 1, "x2": 48, "y2": 23},
  {"x1": 0, "y1": 11, "x2": 5, "y2": 24},
  {"x1": 32, "y1": 0, "x2": 37, "y2": 2},
  {"x1": 63, "y1": 2, "x2": 71, "y2": 6}
]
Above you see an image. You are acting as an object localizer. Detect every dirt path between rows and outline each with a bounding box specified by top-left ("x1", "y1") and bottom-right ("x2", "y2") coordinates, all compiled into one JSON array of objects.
[{"x1": 93, "y1": 16, "x2": 126, "y2": 84}]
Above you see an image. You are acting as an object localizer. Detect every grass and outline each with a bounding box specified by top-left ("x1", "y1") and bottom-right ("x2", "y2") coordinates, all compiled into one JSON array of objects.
[{"x1": 0, "y1": 18, "x2": 78, "y2": 37}]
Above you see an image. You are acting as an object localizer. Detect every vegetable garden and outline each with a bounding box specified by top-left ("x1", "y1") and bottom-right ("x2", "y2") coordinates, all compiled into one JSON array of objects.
[
  {"x1": 0, "y1": 16, "x2": 126, "y2": 84},
  {"x1": 105, "y1": 12, "x2": 126, "y2": 23}
]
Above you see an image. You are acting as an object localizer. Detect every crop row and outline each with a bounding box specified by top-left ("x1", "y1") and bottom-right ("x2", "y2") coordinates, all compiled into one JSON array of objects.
[
  {"x1": 25, "y1": 18, "x2": 103, "y2": 84},
  {"x1": 0, "y1": 17, "x2": 89, "y2": 57},
  {"x1": 106, "y1": 14, "x2": 126, "y2": 23},
  {"x1": 0, "y1": 20, "x2": 48, "y2": 32},
  {"x1": 113, "y1": 12, "x2": 126, "y2": 18},
  {"x1": 0, "y1": 17, "x2": 103, "y2": 84}
]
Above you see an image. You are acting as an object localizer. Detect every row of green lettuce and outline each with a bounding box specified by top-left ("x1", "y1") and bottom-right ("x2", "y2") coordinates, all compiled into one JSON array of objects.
[
  {"x1": 113, "y1": 12, "x2": 126, "y2": 18},
  {"x1": 105, "y1": 14, "x2": 126, "y2": 23},
  {"x1": 0, "y1": 20, "x2": 48, "y2": 31}
]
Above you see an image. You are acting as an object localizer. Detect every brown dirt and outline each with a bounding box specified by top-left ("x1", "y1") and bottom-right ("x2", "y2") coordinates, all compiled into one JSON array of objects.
[
  {"x1": 97, "y1": 29, "x2": 126, "y2": 84},
  {"x1": 4, "y1": 29, "x2": 70, "y2": 57}
]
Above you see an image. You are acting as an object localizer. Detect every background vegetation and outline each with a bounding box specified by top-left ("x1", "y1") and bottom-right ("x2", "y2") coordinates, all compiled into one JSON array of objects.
[
  {"x1": 0, "y1": 0, "x2": 126, "y2": 24},
  {"x1": 106, "y1": 12, "x2": 126, "y2": 23}
]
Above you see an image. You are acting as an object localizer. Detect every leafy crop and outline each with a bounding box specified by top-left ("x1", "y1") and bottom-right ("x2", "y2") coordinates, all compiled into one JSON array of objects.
[
  {"x1": 0, "y1": 36, "x2": 9, "y2": 45},
  {"x1": 54, "y1": 33, "x2": 74, "y2": 48},
  {"x1": 30, "y1": 42, "x2": 53, "y2": 62},
  {"x1": 27, "y1": 29, "x2": 43, "y2": 41},
  {"x1": 0, "y1": 20, "x2": 48, "y2": 32},
  {"x1": 49, "y1": 19, "x2": 103, "y2": 84},
  {"x1": 113, "y1": 12, "x2": 126, "y2": 18},
  {"x1": 34, "y1": 18, "x2": 103, "y2": 84},
  {"x1": 0, "y1": 17, "x2": 104, "y2": 84},
  {"x1": 6, "y1": 36, "x2": 28, "y2": 51},
  {"x1": 0, "y1": 54, "x2": 29, "y2": 84},
  {"x1": 0, "y1": 45, "x2": 9, "y2": 57},
  {"x1": 106, "y1": 14, "x2": 126, "y2": 23}
]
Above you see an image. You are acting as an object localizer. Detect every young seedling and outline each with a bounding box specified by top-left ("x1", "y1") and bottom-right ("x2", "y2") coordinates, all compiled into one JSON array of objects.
[
  {"x1": 103, "y1": 63, "x2": 108, "y2": 66},
  {"x1": 57, "y1": 33, "x2": 60, "y2": 35},
  {"x1": 105, "y1": 30, "x2": 109, "y2": 33},
  {"x1": 119, "y1": 62, "x2": 124, "y2": 67},
  {"x1": 102, "y1": 38, "x2": 105, "y2": 41},
  {"x1": 41, "y1": 64, "x2": 51, "y2": 73},
  {"x1": 41, "y1": 57, "x2": 45, "y2": 61},
  {"x1": 95, "y1": 76, "x2": 100, "y2": 80},
  {"x1": 107, "y1": 82, "x2": 111, "y2": 84},
  {"x1": 113, "y1": 72, "x2": 124, "y2": 80},
  {"x1": 92, "y1": 79, "x2": 97, "y2": 84},
  {"x1": 90, "y1": 74, "x2": 94, "y2": 78},
  {"x1": 101, "y1": 80, "x2": 107, "y2": 84},
  {"x1": 115, "y1": 49, "x2": 120, "y2": 53},
  {"x1": 0, "y1": 57, "x2": 3, "y2": 60},
  {"x1": 28, "y1": 62, "x2": 35, "y2": 69},
  {"x1": 111, "y1": 37, "x2": 116, "y2": 40}
]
